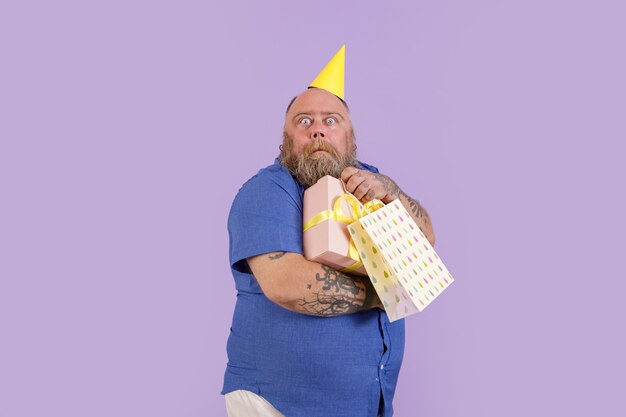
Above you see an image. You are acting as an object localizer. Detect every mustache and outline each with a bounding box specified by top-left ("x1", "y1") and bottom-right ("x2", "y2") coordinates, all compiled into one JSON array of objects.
[{"x1": 303, "y1": 140, "x2": 340, "y2": 157}]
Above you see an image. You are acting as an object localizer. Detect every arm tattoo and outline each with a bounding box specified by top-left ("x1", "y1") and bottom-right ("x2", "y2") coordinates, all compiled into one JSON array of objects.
[
  {"x1": 405, "y1": 194, "x2": 423, "y2": 220},
  {"x1": 401, "y1": 193, "x2": 435, "y2": 250},
  {"x1": 375, "y1": 174, "x2": 401, "y2": 201},
  {"x1": 403, "y1": 192, "x2": 431, "y2": 234},
  {"x1": 316, "y1": 265, "x2": 360, "y2": 295},
  {"x1": 298, "y1": 265, "x2": 377, "y2": 317},
  {"x1": 268, "y1": 251, "x2": 286, "y2": 260},
  {"x1": 375, "y1": 174, "x2": 433, "y2": 238}
]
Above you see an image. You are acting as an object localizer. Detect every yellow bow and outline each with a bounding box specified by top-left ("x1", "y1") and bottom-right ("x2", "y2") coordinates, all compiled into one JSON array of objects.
[{"x1": 303, "y1": 194, "x2": 384, "y2": 273}]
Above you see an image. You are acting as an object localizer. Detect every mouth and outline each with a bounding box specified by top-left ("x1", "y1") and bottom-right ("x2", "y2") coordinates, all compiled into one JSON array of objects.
[{"x1": 308, "y1": 149, "x2": 330, "y2": 156}]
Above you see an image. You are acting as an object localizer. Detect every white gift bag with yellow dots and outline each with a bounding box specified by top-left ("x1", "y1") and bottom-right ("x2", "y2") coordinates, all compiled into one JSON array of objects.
[{"x1": 348, "y1": 200, "x2": 454, "y2": 322}]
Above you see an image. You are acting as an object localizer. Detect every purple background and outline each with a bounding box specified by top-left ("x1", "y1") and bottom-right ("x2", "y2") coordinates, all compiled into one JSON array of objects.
[{"x1": 1, "y1": 1, "x2": 624, "y2": 416}]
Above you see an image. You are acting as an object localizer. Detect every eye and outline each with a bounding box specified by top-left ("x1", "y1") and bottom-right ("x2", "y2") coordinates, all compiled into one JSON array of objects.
[
  {"x1": 299, "y1": 117, "x2": 312, "y2": 126},
  {"x1": 325, "y1": 117, "x2": 336, "y2": 125}
]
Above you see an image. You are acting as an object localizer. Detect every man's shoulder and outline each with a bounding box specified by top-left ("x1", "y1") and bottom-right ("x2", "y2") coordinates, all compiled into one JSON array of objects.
[{"x1": 234, "y1": 159, "x2": 302, "y2": 203}]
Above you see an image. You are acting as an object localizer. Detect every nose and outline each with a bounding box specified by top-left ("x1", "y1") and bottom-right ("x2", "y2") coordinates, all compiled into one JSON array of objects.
[{"x1": 310, "y1": 120, "x2": 327, "y2": 140}]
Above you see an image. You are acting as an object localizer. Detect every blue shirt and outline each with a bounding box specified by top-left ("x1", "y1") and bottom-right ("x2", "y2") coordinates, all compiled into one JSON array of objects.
[{"x1": 222, "y1": 159, "x2": 405, "y2": 417}]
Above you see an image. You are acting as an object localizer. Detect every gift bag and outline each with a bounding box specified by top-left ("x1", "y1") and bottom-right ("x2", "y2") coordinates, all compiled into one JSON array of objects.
[{"x1": 348, "y1": 200, "x2": 454, "y2": 322}]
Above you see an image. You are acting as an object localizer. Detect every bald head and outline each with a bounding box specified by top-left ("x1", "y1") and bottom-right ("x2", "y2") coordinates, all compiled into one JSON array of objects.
[{"x1": 285, "y1": 88, "x2": 350, "y2": 115}]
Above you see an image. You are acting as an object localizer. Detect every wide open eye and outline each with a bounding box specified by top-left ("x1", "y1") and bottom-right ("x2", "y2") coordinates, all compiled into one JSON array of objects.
[
  {"x1": 299, "y1": 117, "x2": 312, "y2": 126},
  {"x1": 325, "y1": 117, "x2": 336, "y2": 125}
]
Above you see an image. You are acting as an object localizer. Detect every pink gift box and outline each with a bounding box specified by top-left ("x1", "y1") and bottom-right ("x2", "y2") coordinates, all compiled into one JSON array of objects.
[{"x1": 303, "y1": 175, "x2": 367, "y2": 276}]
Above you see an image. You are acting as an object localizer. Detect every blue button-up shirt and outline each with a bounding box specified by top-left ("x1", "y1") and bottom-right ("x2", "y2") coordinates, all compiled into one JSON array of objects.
[{"x1": 222, "y1": 159, "x2": 405, "y2": 417}]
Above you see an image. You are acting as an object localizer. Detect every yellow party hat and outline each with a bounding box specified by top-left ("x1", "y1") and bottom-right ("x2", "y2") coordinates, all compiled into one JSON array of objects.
[{"x1": 308, "y1": 45, "x2": 345, "y2": 100}]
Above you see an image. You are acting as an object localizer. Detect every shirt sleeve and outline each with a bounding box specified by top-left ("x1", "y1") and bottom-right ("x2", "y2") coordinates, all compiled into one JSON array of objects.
[
  {"x1": 228, "y1": 171, "x2": 304, "y2": 274},
  {"x1": 358, "y1": 160, "x2": 380, "y2": 174}
]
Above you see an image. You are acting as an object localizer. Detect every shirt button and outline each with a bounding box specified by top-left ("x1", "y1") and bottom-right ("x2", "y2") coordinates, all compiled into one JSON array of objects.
[
  {"x1": 380, "y1": 364, "x2": 385, "y2": 370},
  {"x1": 375, "y1": 378, "x2": 379, "y2": 381}
]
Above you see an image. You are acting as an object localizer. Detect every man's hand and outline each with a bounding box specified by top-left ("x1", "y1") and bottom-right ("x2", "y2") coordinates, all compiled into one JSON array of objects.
[
  {"x1": 341, "y1": 167, "x2": 436, "y2": 246},
  {"x1": 340, "y1": 167, "x2": 400, "y2": 204}
]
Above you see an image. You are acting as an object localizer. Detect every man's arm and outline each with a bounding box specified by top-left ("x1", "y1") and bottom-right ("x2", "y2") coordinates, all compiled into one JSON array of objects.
[
  {"x1": 341, "y1": 167, "x2": 436, "y2": 246},
  {"x1": 247, "y1": 251, "x2": 382, "y2": 317},
  {"x1": 376, "y1": 175, "x2": 436, "y2": 246}
]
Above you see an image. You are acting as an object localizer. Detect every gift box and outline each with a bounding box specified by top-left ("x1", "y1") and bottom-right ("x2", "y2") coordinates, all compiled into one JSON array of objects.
[
  {"x1": 349, "y1": 199, "x2": 455, "y2": 322},
  {"x1": 303, "y1": 175, "x2": 368, "y2": 276}
]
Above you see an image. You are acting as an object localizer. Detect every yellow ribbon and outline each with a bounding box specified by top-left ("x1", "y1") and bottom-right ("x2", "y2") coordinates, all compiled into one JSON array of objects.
[{"x1": 303, "y1": 193, "x2": 384, "y2": 273}]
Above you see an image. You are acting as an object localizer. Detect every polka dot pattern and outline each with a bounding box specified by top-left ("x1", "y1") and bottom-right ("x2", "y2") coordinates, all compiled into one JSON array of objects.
[{"x1": 348, "y1": 200, "x2": 454, "y2": 321}]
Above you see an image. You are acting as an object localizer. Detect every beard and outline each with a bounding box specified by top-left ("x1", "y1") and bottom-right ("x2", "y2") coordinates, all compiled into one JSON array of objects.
[{"x1": 279, "y1": 131, "x2": 358, "y2": 188}]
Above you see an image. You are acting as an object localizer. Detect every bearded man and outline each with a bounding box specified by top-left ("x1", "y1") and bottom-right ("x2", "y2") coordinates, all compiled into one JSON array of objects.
[{"x1": 221, "y1": 46, "x2": 435, "y2": 417}]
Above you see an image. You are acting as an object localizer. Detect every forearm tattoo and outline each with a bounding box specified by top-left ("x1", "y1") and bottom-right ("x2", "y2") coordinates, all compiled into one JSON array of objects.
[
  {"x1": 375, "y1": 174, "x2": 401, "y2": 201},
  {"x1": 376, "y1": 174, "x2": 432, "y2": 237},
  {"x1": 405, "y1": 194, "x2": 428, "y2": 225},
  {"x1": 298, "y1": 265, "x2": 377, "y2": 317},
  {"x1": 268, "y1": 251, "x2": 286, "y2": 260}
]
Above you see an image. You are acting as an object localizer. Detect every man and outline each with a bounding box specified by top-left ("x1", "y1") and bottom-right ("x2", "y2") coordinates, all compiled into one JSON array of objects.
[{"x1": 222, "y1": 47, "x2": 435, "y2": 417}]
